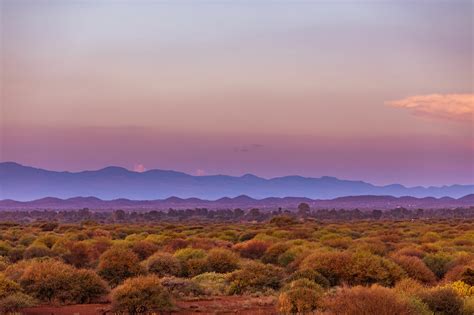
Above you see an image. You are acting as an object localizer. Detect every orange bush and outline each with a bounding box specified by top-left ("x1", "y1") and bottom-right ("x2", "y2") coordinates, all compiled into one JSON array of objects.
[
  {"x1": 205, "y1": 248, "x2": 240, "y2": 273},
  {"x1": 391, "y1": 254, "x2": 436, "y2": 284},
  {"x1": 233, "y1": 239, "x2": 269, "y2": 259},
  {"x1": 111, "y1": 275, "x2": 173, "y2": 313},
  {"x1": 97, "y1": 246, "x2": 144, "y2": 286},
  {"x1": 144, "y1": 252, "x2": 181, "y2": 277},
  {"x1": 322, "y1": 285, "x2": 420, "y2": 315}
]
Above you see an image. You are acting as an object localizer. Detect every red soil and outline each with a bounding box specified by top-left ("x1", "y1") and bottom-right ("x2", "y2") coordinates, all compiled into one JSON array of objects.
[{"x1": 22, "y1": 296, "x2": 277, "y2": 315}]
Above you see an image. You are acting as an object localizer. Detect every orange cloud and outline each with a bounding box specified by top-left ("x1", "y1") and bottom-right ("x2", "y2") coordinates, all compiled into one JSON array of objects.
[{"x1": 386, "y1": 94, "x2": 474, "y2": 122}]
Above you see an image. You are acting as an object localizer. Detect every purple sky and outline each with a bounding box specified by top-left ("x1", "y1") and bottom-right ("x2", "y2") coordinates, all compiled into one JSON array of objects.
[{"x1": 1, "y1": 1, "x2": 473, "y2": 186}]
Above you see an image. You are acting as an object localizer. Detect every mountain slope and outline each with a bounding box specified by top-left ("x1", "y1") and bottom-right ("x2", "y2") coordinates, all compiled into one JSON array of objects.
[
  {"x1": 0, "y1": 162, "x2": 473, "y2": 200},
  {"x1": 1, "y1": 194, "x2": 473, "y2": 210}
]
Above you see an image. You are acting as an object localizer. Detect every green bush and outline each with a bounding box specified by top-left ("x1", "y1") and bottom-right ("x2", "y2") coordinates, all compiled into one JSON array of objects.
[
  {"x1": 286, "y1": 269, "x2": 330, "y2": 288},
  {"x1": 144, "y1": 252, "x2": 180, "y2": 277},
  {"x1": 174, "y1": 248, "x2": 207, "y2": 277},
  {"x1": 192, "y1": 272, "x2": 230, "y2": 295},
  {"x1": 0, "y1": 273, "x2": 21, "y2": 298},
  {"x1": 0, "y1": 292, "x2": 37, "y2": 313},
  {"x1": 160, "y1": 276, "x2": 205, "y2": 297},
  {"x1": 97, "y1": 246, "x2": 144, "y2": 286},
  {"x1": 419, "y1": 287, "x2": 463, "y2": 315},
  {"x1": 423, "y1": 253, "x2": 452, "y2": 279},
  {"x1": 111, "y1": 275, "x2": 173, "y2": 313},
  {"x1": 16, "y1": 259, "x2": 108, "y2": 304},
  {"x1": 228, "y1": 261, "x2": 283, "y2": 294},
  {"x1": 278, "y1": 279, "x2": 324, "y2": 314},
  {"x1": 205, "y1": 248, "x2": 239, "y2": 273}
]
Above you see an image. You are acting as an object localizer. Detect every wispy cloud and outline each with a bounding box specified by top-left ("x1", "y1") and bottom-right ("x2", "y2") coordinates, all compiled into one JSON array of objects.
[
  {"x1": 133, "y1": 164, "x2": 146, "y2": 173},
  {"x1": 386, "y1": 94, "x2": 473, "y2": 122}
]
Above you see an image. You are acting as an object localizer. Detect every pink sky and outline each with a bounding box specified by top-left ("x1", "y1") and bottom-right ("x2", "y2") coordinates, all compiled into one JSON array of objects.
[{"x1": 1, "y1": 1, "x2": 473, "y2": 186}]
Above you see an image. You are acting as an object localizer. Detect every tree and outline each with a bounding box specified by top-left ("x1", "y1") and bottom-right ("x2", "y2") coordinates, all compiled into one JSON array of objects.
[{"x1": 297, "y1": 203, "x2": 310, "y2": 217}]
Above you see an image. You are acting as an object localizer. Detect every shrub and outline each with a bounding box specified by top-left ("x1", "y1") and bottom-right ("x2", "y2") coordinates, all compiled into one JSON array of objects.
[
  {"x1": 350, "y1": 251, "x2": 405, "y2": 286},
  {"x1": 396, "y1": 246, "x2": 426, "y2": 258},
  {"x1": 111, "y1": 275, "x2": 173, "y2": 313},
  {"x1": 160, "y1": 276, "x2": 205, "y2": 297},
  {"x1": 16, "y1": 260, "x2": 108, "y2": 304},
  {"x1": 286, "y1": 269, "x2": 330, "y2": 288},
  {"x1": 233, "y1": 239, "x2": 269, "y2": 259},
  {"x1": 448, "y1": 281, "x2": 474, "y2": 298},
  {"x1": 419, "y1": 287, "x2": 463, "y2": 315},
  {"x1": 62, "y1": 241, "x2": 91, "y2": 268},
  {"x1": 262, "y1": 243, "x2": 290, "y2": 265},
  {"x1": 144, "y1": 252, "x2": 180, "y2": 277},
  {"x1": 192, "y1": 272, "x2": 230, "y2": 295},
  {"x1": 174, "y1": 248, "x2": 207, "y2": 277},
  {"x1": 0, "y1": 273, "x2": 21, "y2": 298},
  {"x1": 462, "y1": 297, "x2": 474, "y2": 315},
  {"x1": 300, "y1": 251, "x2": 352, "y2": 286},
  {"x1": 228, "y1": 261, "x2": 283, "y2": 294},
  {"x1": 421, "y1": 232, "x2": 441, "y2": 243},
  {"x1": 0, "y1": 292, "x2": 37, "y2": 313},
  {"x1": 461, "y1": 268, "x2": 474, "y2": 286},
  {"x1": 132, "y1": 240, "x2": 159, "y2": 260},
  {"x1": 238, "y1": 232, "x2": 257, "y2": 242},
  {"x1": 301, "y1": 250, "x2": 404, "y2": 286},
  {"x1": 0, "y1": 241, "x2": 11, "y2": 257},
  {"x1": 205, "y1": 248, "x2": 239, "y2": 273},
  {"x1": 391, "y1": 254, "x2": 437, "y2": 284},
  {"x1": 67, "y1": 269, "x2": 110, "y2": 304},
  {"x1": 97, "y1": 246, "x2": 144, "y2": 286},
  {"x1": 423, "y1": 253, "x2": 452, "y2": 279},
  {"x1": 270, "y1": 215, "x2": 298, "y2": 227},
  {"x1": 394, "y1": 278, "x2": 426, "y2": 298},
  {"x1": 23, "y1": 244, "x2": 55, "y2": 259},
  {"x1": 278, "y1": 279, "x2": 324, "y2": 314},
  {"x1": 322, "y1": 285, "x2": 420, "y2": 315}
]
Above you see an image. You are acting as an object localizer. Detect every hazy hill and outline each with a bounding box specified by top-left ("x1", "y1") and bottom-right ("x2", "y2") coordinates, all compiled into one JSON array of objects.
[
  {"x1": 1, "y1": 162, "x2": 473, "y2": 201},
  {"x1": 0, "y1": 194, "x2": 473, "y2": 210}
]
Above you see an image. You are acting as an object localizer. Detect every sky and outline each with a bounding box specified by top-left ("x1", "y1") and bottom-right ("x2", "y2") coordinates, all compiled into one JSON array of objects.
[{"x1": 0, "y1": 0, "x2": 473, "y2": 186}]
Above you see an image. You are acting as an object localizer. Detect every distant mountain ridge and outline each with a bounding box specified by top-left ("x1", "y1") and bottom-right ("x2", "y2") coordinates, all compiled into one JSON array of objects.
[
  {"x1": 1, "y1": 194, "x2": 473, "y2": 210},
  {"x1": 0, "y1": 162, "x2": 473, "y2": 201}
]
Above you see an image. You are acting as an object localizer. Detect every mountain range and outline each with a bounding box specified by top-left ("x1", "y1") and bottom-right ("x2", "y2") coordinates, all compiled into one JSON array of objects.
[
  {"x1": 1, "y1": 162, "x2": 473, "y2": 201},
  {"x1": 0, "y1": 194, "x2": 473, "y2": 211}
]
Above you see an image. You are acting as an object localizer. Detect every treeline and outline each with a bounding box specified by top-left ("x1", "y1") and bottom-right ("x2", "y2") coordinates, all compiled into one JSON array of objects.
[{"x1": 1, "y1": 204, "x2": 474, "y2": 224}]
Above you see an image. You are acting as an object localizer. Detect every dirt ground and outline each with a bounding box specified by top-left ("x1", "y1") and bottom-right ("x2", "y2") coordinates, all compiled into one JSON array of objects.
[{"x1": 21, "y1": 296, "x2": 278, "y2": 315}]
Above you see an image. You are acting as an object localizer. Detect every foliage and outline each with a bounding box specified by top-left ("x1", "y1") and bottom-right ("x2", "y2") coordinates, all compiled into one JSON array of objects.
[
  {"x1": 111, "y1": 275, "x2": 173, "y2": 313},
  {"x1": 322, "y1": 285, "x2": 423, "y2": 315},
  {"x1": 13, "y1": 259, "x2": 108, "y2": 304},
  {"x1": 192, "y1": 272, "x2": 230, "y2": 295},
  {"x1": 0, "y1": 292, "x2": 37, "y2": 313},
  {"x1": 160, "y1": 276, "x2": 206, "y2": 297},
  {"x1": 228, "y1": 261, "x2": 283, "y2": 294},
  {"x1": 233, "y1": 239, "x2": 269, "y2": 259},
  {"x1": 144, "y1": 252, "x2": 180, "y2": 277},
  {"x1": 97, "y1": 246, "x2": 144, "y2": 286},
  {"x1": 205, "y1": 248, "x2": 239, "y2": 273},
  {"x1": 278, "y1": 279, "x2": 324, "y2": 314},
  {"x1": 419, "y1": 287, "x2": 463, "y2": 315}
]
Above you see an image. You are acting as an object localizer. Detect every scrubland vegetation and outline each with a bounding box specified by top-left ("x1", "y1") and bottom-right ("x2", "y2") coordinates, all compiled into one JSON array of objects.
[{"x1": 0, "y1": 209, "x2": 473, "y2": 314}]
